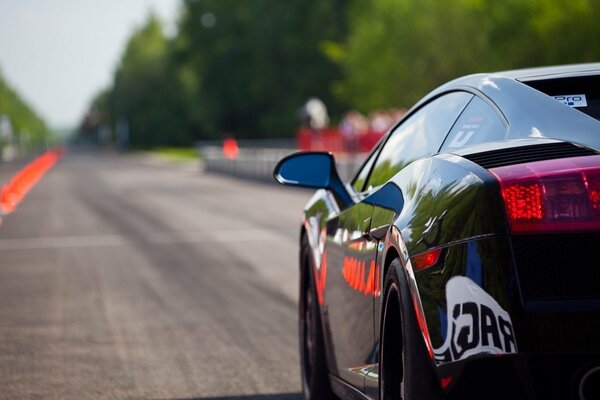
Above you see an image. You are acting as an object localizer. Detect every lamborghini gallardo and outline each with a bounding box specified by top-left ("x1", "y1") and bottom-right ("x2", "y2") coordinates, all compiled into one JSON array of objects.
[{"x1": 275, "y1": 64, "x2": 600, "y2": 399}]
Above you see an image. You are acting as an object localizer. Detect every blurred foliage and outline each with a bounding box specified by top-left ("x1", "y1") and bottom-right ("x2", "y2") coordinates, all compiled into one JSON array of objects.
[
  {"x1": 0, "y1": 70, "x2": 53, "y2": 152},
  {"x1": 337, "y1": 0, "x2": 600, "y2": 112},
  {"x1": 86, "y1": 0, "x2": 600, "y2": 148},
  {"x1": 91, "y1": 2, "x2": 346, "y2": 148},
  {"x1": 177, "y1": 0, "x2": 347, "y2": 140},
  {"x1": 102, "y1": 15, "x2": 192, "y2": 148}
]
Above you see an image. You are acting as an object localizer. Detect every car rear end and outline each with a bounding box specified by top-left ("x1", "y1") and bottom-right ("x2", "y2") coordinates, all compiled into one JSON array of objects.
[
  {"x1": 447, "y1": 145, "x2": 600, "y2": 398},
  {"x1": 435, "y1": 71, "x2": 600, "y2": 399}
]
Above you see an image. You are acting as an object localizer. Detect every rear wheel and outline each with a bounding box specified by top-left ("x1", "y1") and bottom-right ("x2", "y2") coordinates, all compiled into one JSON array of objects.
[
  {"x1": 300, "y1": 242, "x2": 334, "y2": 399},
  {"x1": 380, "y1": 258, "x2": 442, "y2": 400}
]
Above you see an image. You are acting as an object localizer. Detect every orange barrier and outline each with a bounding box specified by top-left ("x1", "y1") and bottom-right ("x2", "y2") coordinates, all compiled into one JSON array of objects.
[
  {"x1": 222, "y1": 138, "x2": 239, "y2": 159},
  {"x1": 0, "y1": 147, "x2": 65, "y2": 215}
]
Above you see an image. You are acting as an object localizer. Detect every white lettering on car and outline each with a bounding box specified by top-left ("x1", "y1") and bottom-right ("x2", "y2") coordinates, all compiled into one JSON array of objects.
[
  {"x1": 553, "y1": 94, "x2": 587, "y2": 108},
  {"x1": 434, "y1": 276, "x2": 517, "y2": 363},
  {"x1": 448, "y1": 130, "x2": 475, "y2": 148}
]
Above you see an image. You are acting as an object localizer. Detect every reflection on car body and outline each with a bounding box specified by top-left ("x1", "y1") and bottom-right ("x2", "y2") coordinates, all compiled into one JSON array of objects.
[{"x1": 275, "y1": 64, "x2": 600, "y2": 400}]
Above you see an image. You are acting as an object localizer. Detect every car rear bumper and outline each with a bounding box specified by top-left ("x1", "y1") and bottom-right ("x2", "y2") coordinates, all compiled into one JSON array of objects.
[{"x1": 438, "y1": 352, "x2": 600, "y2": 399}]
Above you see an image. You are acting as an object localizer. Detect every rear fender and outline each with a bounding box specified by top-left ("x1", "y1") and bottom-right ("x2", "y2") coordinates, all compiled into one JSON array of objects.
[
  {"x1": 379, "y1": 155, "x2": 518, "y2": 367},
  {"x1": 378, "y1": 226, "x2": 437, "y2": 362},
  {"x1": 389, "y1": 154, "x2": 505, "y2": 255}
]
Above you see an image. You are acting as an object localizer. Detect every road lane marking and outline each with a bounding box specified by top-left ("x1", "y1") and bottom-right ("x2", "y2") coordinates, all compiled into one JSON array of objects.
[{"x1": 0, "y1": 228, "x2": 297, "y2": 251}]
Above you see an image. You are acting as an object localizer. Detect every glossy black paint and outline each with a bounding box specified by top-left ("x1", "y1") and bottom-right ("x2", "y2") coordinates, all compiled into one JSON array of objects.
[
  {"x1": 279, "y1": 64, "x2": 600, "y2": 399},
  {"x1": 324, "y1": 203, "x2": 378, "y2": 389}
]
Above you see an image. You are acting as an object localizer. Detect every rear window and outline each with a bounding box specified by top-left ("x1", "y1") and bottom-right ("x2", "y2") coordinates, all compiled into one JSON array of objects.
[
  {"x1": 523, "y1": 75, "x2": 600, "y2": 121},
  {"x1": 440, "y1": 96, "x2": 506, "y2": 151}
]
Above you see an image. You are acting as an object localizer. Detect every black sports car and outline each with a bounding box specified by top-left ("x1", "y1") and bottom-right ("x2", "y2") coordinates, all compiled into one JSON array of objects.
[{"x1": 274, "y1": 64, "x2": 600, "y2": 400}]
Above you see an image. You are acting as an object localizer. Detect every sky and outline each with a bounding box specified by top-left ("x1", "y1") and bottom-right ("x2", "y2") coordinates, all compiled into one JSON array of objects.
[{"x1": 0, "y1": 0, "x2": 180, "y2": 129}]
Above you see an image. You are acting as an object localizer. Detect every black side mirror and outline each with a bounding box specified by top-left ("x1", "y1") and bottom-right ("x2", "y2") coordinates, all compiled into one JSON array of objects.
[
  {"x1": 274, "y1": 152, "x2": 333, "y2": 188},
  {"x1": 274, "y1": 152, "x2": 352, "y2": 207}
]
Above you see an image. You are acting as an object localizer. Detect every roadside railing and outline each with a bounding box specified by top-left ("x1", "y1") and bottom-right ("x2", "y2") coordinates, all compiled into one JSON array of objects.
[
  {"x1": 200, "y1": 146, "x2": 294, "y2": 182},
  {"x1": 198, "y1": 140, "x2": 366, "y2": 183}
]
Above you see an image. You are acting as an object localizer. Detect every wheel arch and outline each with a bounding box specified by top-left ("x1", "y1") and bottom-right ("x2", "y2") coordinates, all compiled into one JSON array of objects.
[
  {"x1": 379, "y1": 228, "x2": 438, "y2": 365},
  {"x1": 382, "y1": 245, "x2": 400, "y2": 292},
  {"x1": 379, "y1": 257, "x2": 444, "y2": 399}
]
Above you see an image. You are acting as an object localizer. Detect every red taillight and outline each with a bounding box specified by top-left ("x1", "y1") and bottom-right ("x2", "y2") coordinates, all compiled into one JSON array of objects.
[
  {"x1": 491, "y1": 155, "x2": 600, "y2": 233},
  {"x1": 502, "y1": 181, "x2": 543, "y2": 221}
]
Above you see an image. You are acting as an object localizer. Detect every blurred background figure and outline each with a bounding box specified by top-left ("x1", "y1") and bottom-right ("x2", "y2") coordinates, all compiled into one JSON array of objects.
[
  {"x1": 369, "y1": 110, "x2": 394, "y2": 136},
  {"x1": 297, "y1": 106, "x2": 403, "y2": 156},
  {"x1": 299, "y1": 97, "x2": 330, "y2": 132},
  {"x1": 340, "y1": 110, "x2": 368, "y2": 155}
]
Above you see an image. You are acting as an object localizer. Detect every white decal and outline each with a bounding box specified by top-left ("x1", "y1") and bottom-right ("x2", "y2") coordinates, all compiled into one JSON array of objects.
[
  {"x1": 448, "y1": 130, "x2": 475, "y2": 148},
  {"x1": 554, "y1": 94, "x2": 587, "y2": 108},
  {"x1": 434, "y1": 277, "x2": 517, "y2": 363}
]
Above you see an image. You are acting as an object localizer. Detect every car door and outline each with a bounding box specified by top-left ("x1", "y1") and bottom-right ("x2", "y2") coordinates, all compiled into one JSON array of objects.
[
  {"x1": 322, "y1": 91, "x2": 474, "y2": 396},
  {"x1": 320, "y1": 149, "x2": 379, "y2": 390}
]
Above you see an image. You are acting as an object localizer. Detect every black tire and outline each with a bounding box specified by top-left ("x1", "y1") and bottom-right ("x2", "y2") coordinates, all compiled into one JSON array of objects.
[
  {"x1": 300, "y1": 239, "x2": 335, "y2": 400},
  {"x1": 380, "y1": 258, "x2": 443, "y2": 400}
]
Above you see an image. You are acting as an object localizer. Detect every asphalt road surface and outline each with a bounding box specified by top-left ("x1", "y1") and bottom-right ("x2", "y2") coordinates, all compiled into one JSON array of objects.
[{"x1": 0, "y1": 152, "x2": 312, "y2": 400}]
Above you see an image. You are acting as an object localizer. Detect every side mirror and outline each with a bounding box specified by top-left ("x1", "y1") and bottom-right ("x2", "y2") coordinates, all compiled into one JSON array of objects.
[
  {"x1": 274, "y1": 152, "x2": 333, "y2": 188},
  {"x1": 274, "y1": 152, "x2": 352, "y2": 207}
]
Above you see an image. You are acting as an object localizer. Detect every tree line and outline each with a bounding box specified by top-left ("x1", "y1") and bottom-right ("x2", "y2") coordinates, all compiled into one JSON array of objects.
[
  {"x1": 84, "y1": 0, "x2": 600, "y2": 148},
  {"x1": 0, "y1": 70, "x2": 53, "y2": 155}
]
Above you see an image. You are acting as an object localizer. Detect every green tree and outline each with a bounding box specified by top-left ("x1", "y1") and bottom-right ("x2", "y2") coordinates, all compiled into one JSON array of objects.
[
  {"x1": 88, "y1": 2, "x2": 349, "y2": 145},
  {"x1": 334, "y1": 0, "x2": 482, "y2": 111},
  {"x1": 336, "y1": 0, "x2": 600, "y2": 112},
  {"x1": 88, "y1": 0, "x2": 600, "y2": 148},
  {"x1": 0, "y1": 69, "x2": 53, "y2": 152},
  {"x1": 97, "y1": 14, "x2": 196, "y2": 148},
  {"x1": 177, "y1": 0, "x2": 348, "y2": 139}
]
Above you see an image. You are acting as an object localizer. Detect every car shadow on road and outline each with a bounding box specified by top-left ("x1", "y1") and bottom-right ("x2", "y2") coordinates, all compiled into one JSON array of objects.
[{"x1": 165, "y1": 394, "x2": 303, "y2": 400}]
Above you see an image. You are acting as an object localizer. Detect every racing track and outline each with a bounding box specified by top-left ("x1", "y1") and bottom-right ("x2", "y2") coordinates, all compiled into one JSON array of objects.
[{"x1": 0, "y1": 152, "x2": 311, "y2": 399}]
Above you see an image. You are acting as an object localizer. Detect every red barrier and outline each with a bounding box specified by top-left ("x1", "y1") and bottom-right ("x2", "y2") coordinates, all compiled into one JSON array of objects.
[
  {"x1": 297, "y1": 127, "x2": 345, "y2": 153},
  {"x1": 296, "y1": 127, "x2": 384, "y2": 154},
  {"x1": 0, "y1": 147, "x2": 65, "y2": 215}
]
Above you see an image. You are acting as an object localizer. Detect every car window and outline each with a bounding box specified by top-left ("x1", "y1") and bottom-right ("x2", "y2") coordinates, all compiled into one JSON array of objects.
[
  {"x1": 365, "y1": 91, "x2": 473, "y2": 190},
  {"x1": 440, "y1": 96, "x2": 506, "y2": 150},
  {"x1": 524, "y1": 75, "x2": 600, "y2": 122},
  {"x1": 351, "y1": 146, "x2": 378, "y2": 193}
]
